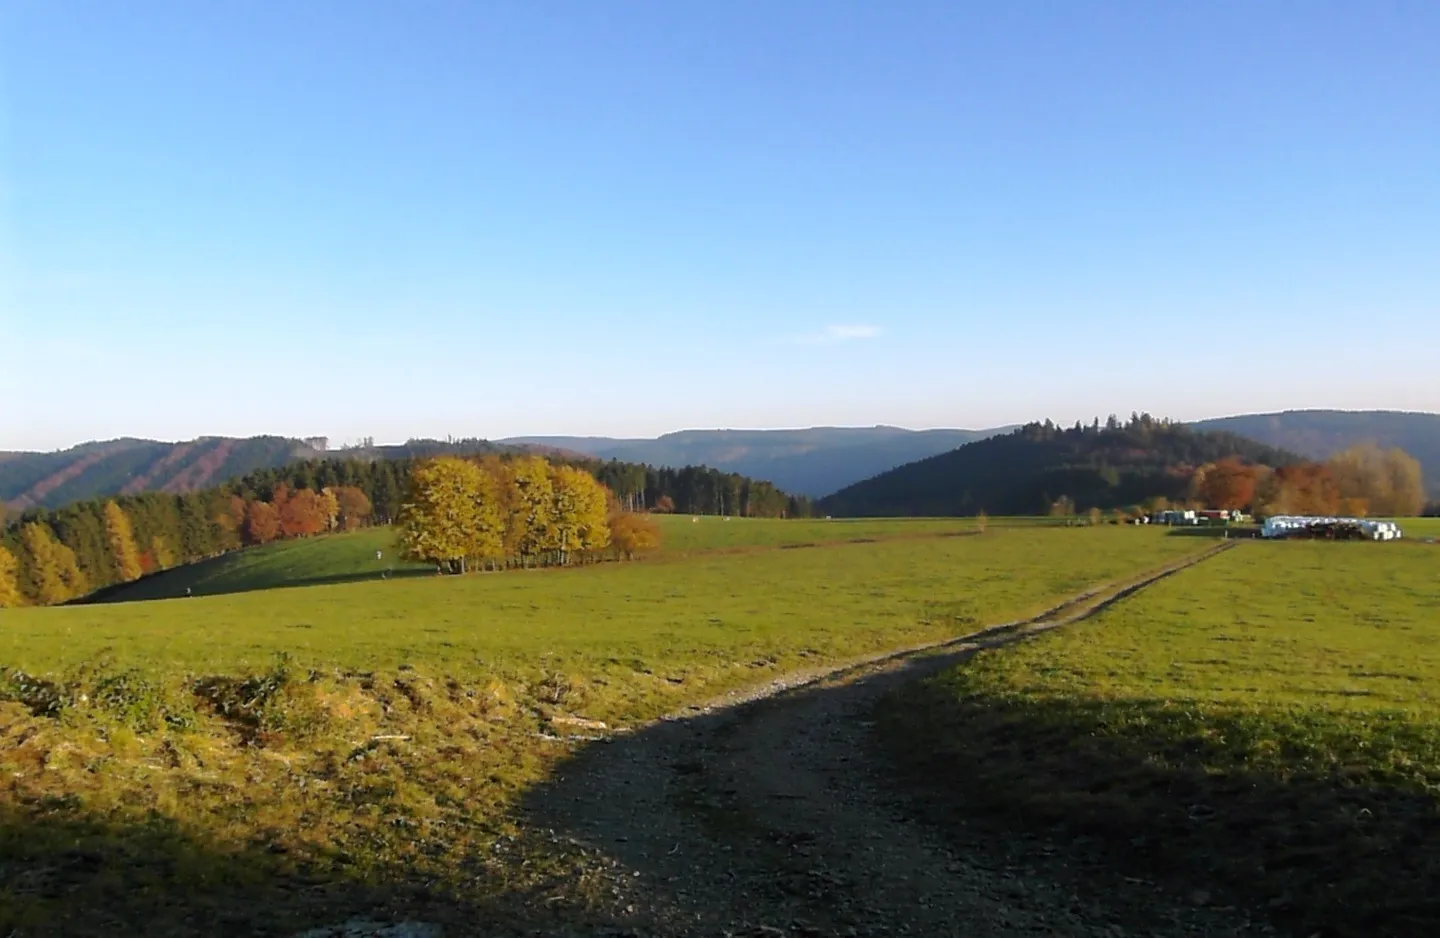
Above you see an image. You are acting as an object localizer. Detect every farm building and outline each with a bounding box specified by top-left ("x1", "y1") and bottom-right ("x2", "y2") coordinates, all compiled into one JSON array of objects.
[{"x1": 1261, "y1": 516, "x2": 1404, "y2": 541}]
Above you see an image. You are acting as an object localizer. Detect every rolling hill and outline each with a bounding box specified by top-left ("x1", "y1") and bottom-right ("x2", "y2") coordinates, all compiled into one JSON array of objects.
[
  {"x1": 1191, "y1": 410, "x2": 1440, "y2": 496},
  {"x1": 819, "y1": 420, "x2": 1302, "y2": 517},
  {"x1": 0, "y1": 436, "x2": 531, "y2": 511},
  {"x1": 502, "y1": 425, "x2": 1012, "y2": 497}
]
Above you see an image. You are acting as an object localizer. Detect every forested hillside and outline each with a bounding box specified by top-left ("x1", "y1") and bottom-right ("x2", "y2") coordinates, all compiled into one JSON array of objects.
[
  {"x1": 0, "y1": 437, "x2": 311, "y2": 511},
  {"x1": 1191, "y1": 410, "x2": 1440, "y2": 496},
  {"x1": 502, "y1": 425, "x2": 1010, "y2": 496},
  {"x1": 820, "y1": 416, "x2": 1302, "y2": 517},
  {"x1": 0, "y1": 436, "x2": 556, "y2": 511},
  {"x1": 0, "y1": 452, "x2": 809, "y2": 607}
]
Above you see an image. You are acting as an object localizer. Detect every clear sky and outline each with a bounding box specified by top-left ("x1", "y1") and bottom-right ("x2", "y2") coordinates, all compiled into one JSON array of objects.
[{"x1": 3, "y1": 1, "x2": 1437, "y2": 451}]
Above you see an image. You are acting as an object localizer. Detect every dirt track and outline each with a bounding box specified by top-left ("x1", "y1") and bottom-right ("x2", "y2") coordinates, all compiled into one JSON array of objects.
[{"x1": 485, "y1": 543, "x2": 1269, "y2": 937}]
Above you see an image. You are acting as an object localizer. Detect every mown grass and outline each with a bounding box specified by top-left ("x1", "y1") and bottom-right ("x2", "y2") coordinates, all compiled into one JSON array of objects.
[
  {"x1": 0, "y1": 525, "x2": 1201, "y2": 934},
  {"x1": 880, "y1": 540, "x2": 1440, "y2": 938}
]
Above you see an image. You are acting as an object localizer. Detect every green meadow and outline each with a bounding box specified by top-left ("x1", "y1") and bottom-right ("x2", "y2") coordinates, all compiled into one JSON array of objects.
[
  {"x1": 90, "y1": 515, "x2": 987, "y2": 603},
  {"x1": 0, "y1": 523, "x2": 1204, "y2": 933},
  {"x1": 882, "y1": 538, "x2": 1440, "y2": 938}
]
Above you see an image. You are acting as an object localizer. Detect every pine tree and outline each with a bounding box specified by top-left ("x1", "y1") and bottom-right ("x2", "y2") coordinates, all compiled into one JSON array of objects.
[{"x1": 103, "y1": 501, "x2": 144, "y2": 583}]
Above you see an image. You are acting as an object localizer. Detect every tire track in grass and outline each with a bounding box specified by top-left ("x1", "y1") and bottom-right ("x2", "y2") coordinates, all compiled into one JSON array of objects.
[{"x1": 513, "y1": 542, "x2": 1254, "y2": 938}]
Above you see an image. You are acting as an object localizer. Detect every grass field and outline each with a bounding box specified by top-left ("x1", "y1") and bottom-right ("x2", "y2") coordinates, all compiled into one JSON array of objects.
[
  {"x1": 1394, "y1": 515, "x2": 1440, "y2": 538},
  {"x1": 0, "y1": 523, "x2": 1206, "y2": 934},
  {"x1": 91, "y1": 515, "x2": 988, "y2": 603},
  {"x1": 881, "y1": 539, "x2": 1440, "y2": 938}
]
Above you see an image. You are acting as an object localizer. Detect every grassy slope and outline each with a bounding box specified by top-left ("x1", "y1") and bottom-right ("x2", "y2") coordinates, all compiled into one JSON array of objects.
[
  {"x1": 0, "y1": 527, "x2": 1205, "y2": 933},
  {"x1": 881, "y1": 540, "x2": 1440, "y2": 938},
  {"x1": 91, "y1": 529, "x2": 430, "y2": 602},
  {"x1": 5, "y1": 526, "x2": 1198, "y2": 690},
  {"x1": 91, "y1": 516, "x2": 985, "y2": 603}
]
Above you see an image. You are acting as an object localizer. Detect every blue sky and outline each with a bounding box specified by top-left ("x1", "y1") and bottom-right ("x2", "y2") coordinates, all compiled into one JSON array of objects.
[{"x1": 3, "y1": 1, "x2": 1437, "y2": 451}]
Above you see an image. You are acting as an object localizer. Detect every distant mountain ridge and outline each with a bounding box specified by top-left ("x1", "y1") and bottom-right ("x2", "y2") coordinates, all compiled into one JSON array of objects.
[
  {"x1": 820, "y1": 420, "x2": 1303, "y2": 517},
  {"x1": 1189, "y1": 410, "x2": 1440, "y2": 495},
  {"x1": 0, "y1": 437, "x2": 533, "y2": 511},
  {"x1": 501, "y1": 426, "x2": 1015, "y2": 497},
  {"x1": 5, "y1": 410, "x2": 1434, "y2": 512}
]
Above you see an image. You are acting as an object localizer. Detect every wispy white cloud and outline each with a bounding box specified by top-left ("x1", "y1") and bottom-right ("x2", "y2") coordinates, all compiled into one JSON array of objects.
[{"x1": 789, "y1": 323, "x2": 884, "y2": 345}]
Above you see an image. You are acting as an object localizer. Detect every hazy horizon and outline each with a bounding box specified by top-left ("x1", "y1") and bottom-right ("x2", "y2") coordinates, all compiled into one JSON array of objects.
[
  {"x1": 5, "y1": 2, "x2": 1437, "y2": 451},
  {"x1": 10, "y1": 406, "x2": 1440, "y2": 455}
]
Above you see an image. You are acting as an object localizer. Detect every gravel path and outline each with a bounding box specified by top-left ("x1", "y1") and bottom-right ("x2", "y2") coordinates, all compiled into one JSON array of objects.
[{"x1": 499, "y1": 544, "x2": 1270, "y2": 938}]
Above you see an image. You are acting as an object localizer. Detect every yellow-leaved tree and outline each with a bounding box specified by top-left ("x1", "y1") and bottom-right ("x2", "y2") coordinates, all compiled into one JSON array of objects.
[
  {"x1": 150, "y1": 535, "x2": 177, "y2": 571},
  {"x1": 1327, "y1": 444, "x2": 1425, "y2": 518},
  {"x1": 22, "y1": 523, "x2": 88, "y2": 605},
  {"x1": 549, "y1": 465, "x2": 611, "y2": 564},
  {"x1": 609, "y1": 512, "x2": 661, "y2": 560},
  {"x1": 398, "y1": 457, "x2": 504, "y2": 573},
  {"x1": 508, "y1": 456, "x2": 555, "y2": 566},
  {"x1": 0, "y1": 545, "x2": 24, "y2": 607},
  {"x1": 318, "y1": 487, "x2": 342, "y2": 532},
  {"x1": 103, "y1": 500, "x2": 144, "y2": 583}
]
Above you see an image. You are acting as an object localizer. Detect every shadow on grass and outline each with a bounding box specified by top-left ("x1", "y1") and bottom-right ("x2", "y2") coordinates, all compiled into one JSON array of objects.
[
  {"x1": 877, "y1": 684, "x2": 1440, "y2": 938},
  {"x1": 1162, "y1": 525, "x2": 1261, "y2": 538},
  {"x1": 77, "y1": 568, "x2": 436, "y2": 605},
  {"x1": 0, "y1": 799, "x2": 637, "y2": 937},
  {"x1": 0, "y1": 805, "x2": 441, "y2": 936}
]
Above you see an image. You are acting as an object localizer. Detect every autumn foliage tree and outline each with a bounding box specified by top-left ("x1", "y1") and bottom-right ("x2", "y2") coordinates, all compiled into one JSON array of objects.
[
  {"x1": 399, "y1": 456, "x2": 616, "y2": 572},
  {"x1": 333, "y1": 486, "x2": 373, "y2": 531},
  {"x1": 397, "y1": 457, "x2": 503, "y2": 573},
  {"x1": 102, "y1": 501, "x2": 144, "y2": 583},
  {"x1": 22, "y1": 523, "x2": 88, "y2": 605},
  {"x1": 1189, "y1": 457, "x2": 1261, "y2": 511},
  {"x1": 1326, "y1": 444, "x2": 1426, "y2": 518},
  {"x1": 0, "y1": 545, "x2": 23, "y2": 607},
  {"x1": 278, "y1": 488, "x2": 328, "y2": 538},
  {"x1": 549, "y1": 465, "x2": 611, "y2": 564},
  {"x1": 608, "y1": 511, "x2": 661, "y2": 560},
  {"x1": 245, "y1": 501, "x2": 282, "y2": 545},
  {"x1": 1255, "y1": 463, "x2": 1341, "y2": 517}
]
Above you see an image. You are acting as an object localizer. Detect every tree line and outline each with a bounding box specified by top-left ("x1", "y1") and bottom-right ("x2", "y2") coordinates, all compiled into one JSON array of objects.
[
  {"x1": 1186, "y1": 443, "x2": 1426, "y2": 518},
  {"x1": 398, "y1": 455, "x2": 663, "y2": 573},
  {"x1": 0, "y1": 452, "x2": 808, "y2": 607},
  {"x1": 819, "y1": 416, "x2": 1302, "y2": 517}
]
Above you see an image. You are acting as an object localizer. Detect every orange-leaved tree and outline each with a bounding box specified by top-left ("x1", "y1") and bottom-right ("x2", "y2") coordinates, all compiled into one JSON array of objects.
[
  {"x1": 245, "y1": 501, "x2": 282, "y2": 545},
  {"x1": 609, "y1": 511, "x2": 661, "y2": 560},
  {"x1": 333, "y1": 486, "x2": 373, "y2": 531},
  {"x1": 279, "y1": 488, "x2": 327, "y2": 538},
  {"x1": 1257, "y1": 463, "x2": 1340, "y2": 517},
  {"x1": 1190, "y1": 457, "x2": 1261, "y2": 511}
]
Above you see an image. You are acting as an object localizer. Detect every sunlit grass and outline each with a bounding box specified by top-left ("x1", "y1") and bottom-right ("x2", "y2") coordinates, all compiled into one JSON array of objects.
[
  {"x1": 0, "y1": 526, "x2": 1201, "y2": 933},
  {"x1": 881, "y1": 540, "x2": 1440, "y2": 938}
]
